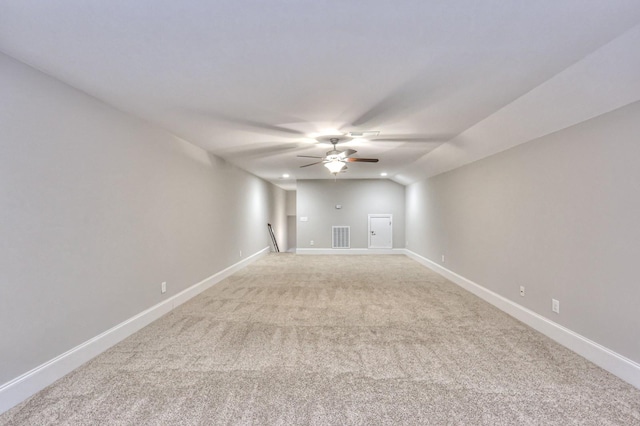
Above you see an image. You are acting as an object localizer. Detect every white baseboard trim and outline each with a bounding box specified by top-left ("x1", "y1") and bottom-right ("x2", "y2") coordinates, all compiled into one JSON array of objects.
[
  {"x1": 0, "y1": 247, "x2": 270, "y2": 415},
  {"x1": 404, "y1": 249, "x2": 640, "y2": 390},
  {"x1": 296, "y1": 248, "x2": 406, "y2": 255}
]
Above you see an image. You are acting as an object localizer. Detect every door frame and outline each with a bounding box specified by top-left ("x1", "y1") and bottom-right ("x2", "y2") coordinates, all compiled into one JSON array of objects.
[{"x1": 368, "y1": 214, "x2": 393, "y2": 248}]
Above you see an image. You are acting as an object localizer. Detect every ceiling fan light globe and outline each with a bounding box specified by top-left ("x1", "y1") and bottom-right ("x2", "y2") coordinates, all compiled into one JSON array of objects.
[{"x1": 325, "y1": 161, "x2": 346, "y2": 174}]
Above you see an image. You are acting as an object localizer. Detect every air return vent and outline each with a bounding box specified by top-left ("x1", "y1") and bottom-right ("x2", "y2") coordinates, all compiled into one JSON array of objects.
[{"x1": 332, "y1": 226, "x2": 350, "y2": 249}]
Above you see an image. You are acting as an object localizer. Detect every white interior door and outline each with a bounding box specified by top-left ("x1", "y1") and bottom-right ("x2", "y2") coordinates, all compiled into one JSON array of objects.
[{"x1": 368, "y1": 214, "x2": 392, "y2": 248}]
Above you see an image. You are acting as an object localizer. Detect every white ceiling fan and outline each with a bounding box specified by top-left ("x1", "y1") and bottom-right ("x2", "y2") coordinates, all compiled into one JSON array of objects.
[{"x1": 297, "y1": 135, "x2": 379, "y2": 175}]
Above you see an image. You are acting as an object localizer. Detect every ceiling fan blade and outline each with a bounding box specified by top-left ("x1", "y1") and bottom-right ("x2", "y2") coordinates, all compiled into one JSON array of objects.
[
  {"x1": 190, "y1": 110, "x2": 307, "y2": 136},
  {"x1": 369, "y1": 134, "x2": 453, "y2": 143},
  {"x1": 345, "y1": 158, "x2": 379, "y2": 163},
  {"x1": 224, "y1": 142, "x2": 309, "y2": 159},
  {"x1": 230, "y1": 118, "x2": 306, "y2": 136},
  {"x1": 297, "y1": 155, "x2": 324, "y2": 159},
  {"x1": 350, "y1": 74, "x2": 435, "y2": 127},
  {"x1": 338, "y1": 149, "x2": 357, "y2": 158},
  {"x1": 299, "y1": 161, "x2": 323, "y2": 168}
]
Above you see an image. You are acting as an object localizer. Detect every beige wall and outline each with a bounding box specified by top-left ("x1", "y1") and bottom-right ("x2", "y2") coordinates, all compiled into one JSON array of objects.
[
  {"x1": 406, "y1": 101, "x2": 640, "y2": 363},
  {"x1": 285, "y1": 190, "x2": 297, "y2": 216},
  {"x1": 0, "y1": 52, "x2": 286, "y2": 384},
  {"x1": 269, "y1": 186, "x2": 288, "y2": 252}
]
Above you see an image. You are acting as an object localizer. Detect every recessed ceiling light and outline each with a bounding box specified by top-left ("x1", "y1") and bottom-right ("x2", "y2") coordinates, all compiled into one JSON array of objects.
[
  {"x1": 380, "y1": 172, "x2": 388, "y2": 177},
  {"x1": 282, "y1": 174, "x2": 290, "y2": 178}
]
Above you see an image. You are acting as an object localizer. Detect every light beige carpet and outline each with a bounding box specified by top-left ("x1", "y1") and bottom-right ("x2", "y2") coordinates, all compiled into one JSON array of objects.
[{"x1": 2, "y1": 254, "x2": 639, "y2": 425}]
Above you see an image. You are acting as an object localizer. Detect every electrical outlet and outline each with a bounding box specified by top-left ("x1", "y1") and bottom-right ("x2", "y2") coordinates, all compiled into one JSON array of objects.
[
  {"x1": 552, "y1": 299, "x2": 560, "y2": 314},
  {"x1": 239, "y1": 250, "x2": 242, "y2": 257},
  {"x1": 441, "y1": 255, "x2": 445, "y2": 263},
  {"x1": 161, "y1": 282, "x2": 167, "y2": 294},
  {"x1": 520, "y1": 286, "x2": 525, "y2": 297},
  {"x1": 310, "y1": 240, "x2": 314, "y2": 246}
]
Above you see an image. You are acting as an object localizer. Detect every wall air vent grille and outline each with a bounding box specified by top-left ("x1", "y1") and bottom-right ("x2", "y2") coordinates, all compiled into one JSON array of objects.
[{"x1": 332, "y1": 226, "x2": 350, "y2": 249}]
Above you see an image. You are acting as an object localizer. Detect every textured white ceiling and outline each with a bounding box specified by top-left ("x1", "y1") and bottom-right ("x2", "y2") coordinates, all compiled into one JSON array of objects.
[{"x1": 1, "y1": 1, "x2": 640, "y2": 189}]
